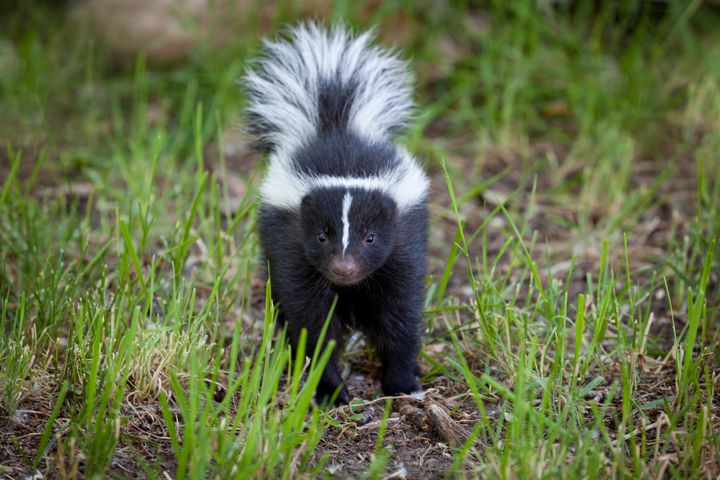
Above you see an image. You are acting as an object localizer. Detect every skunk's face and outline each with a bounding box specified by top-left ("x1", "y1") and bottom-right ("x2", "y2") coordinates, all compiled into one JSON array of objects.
[{"x1": 300, "y1": 188, "x2": 397, "y2": 286}]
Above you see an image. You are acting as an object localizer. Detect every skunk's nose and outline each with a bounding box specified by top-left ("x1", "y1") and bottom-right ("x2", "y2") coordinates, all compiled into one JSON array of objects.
[{"x1": 330, "y1": 257, "x2": 360, "y2": 278}]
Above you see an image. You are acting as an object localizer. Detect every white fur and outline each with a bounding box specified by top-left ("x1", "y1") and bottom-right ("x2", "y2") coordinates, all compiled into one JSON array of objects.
[
  {"x1": 243, "y1": 22, "x2": 413, "y2": 151},
  {"x1": 248, "y1": 24, "x2": 428, "y2": 212},
  {"x1": 341, "y1": 192, "x2": 352, "y2": 254},
  {"x1": 259, "y1": 147, "x2": 429, "y2": 212},
  {"x1": 409, "y1": 389, "x2": 425, "y2": 401}
]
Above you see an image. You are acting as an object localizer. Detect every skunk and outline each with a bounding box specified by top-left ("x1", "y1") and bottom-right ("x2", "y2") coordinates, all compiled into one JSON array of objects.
[{"x1": 243, "y1": 23, "x2": 429, "y2": 404}]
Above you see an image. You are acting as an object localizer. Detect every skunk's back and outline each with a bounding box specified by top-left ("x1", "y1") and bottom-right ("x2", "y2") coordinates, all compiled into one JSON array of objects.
[{"x1": 243, "y1": 23, "x2": 413, "y2": 154}]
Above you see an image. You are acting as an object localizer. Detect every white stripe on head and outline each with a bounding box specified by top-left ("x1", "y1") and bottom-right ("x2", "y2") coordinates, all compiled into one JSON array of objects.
[{"x1": 341, "y1": 191, "x2": 353, "y2": 255}]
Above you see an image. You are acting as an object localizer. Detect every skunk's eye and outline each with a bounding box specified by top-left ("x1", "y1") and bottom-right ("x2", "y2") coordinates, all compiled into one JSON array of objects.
[
  {"x1": 317, "y1": 232, "x2": 327, "y2": 243},
  {"x1": 365, "y1": 233, "x2": 375, "y2": 244}
]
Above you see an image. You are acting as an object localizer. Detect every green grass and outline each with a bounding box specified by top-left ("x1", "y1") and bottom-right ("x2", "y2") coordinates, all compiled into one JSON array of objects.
[{"x1": 1, "y1": 1, "x2": 719, "y2": 478}]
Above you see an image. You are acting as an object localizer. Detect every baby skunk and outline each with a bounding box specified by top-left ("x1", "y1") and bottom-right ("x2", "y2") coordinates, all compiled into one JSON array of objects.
[{"x1": 243, "y1": 23, "x2": 429, "y2": 405}]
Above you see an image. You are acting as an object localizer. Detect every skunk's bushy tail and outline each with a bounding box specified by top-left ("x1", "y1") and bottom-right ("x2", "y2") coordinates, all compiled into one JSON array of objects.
[{"x1": 243, "y1": 23, "x2": 414, "y2": 154}]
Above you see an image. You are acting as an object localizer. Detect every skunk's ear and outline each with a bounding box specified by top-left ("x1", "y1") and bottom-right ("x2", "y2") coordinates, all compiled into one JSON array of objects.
[
  {"x1": 300, "y1": 194, "x2": 315, "y2": 219},
  {"x1": 385, "y1": 196, "x2": 399, "y2": 225},
  {"x1": 300, "y1": 194, "x2": 312, "y2": 209},
  {"x1": 372, "y1": 192, "x2": 398, "y2": 225},
  {"x1": 300, "y1": 192, "x2": 326, "y2": 228}
]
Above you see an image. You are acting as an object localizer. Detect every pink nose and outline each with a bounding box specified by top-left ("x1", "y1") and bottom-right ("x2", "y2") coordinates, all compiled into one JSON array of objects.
[{"x1": 330, "y1": 258, "x2": 360, "y2": 277}]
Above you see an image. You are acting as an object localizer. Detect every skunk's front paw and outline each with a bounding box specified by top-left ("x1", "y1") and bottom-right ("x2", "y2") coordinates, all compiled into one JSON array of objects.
[
  {"x1": 382, "y1": 376, "x2": 421, "y2": 398},
  {"x1": 316, "y1": 384, "x2": 350, "y2": 407}
]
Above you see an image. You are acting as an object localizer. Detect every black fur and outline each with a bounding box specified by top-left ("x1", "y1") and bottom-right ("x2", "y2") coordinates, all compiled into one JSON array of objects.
[
  {"x1": 317, "y1": 78, "x2": 357, "y2": 133},
  {"x1": 258, "y1": 195, "x2": 427, "y2": 404},
  {"x1": 292, "y1": 130, "x2": 398, "y2": 178}
]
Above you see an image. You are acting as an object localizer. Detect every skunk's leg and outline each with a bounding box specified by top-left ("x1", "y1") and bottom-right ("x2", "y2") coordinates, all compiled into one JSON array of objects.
[
  {"x1": 367, "y1": 301, "x2": 422, "y2": 396},
  {"x1": 284, "y1": 306, "x2": 350, "y2": 406}
]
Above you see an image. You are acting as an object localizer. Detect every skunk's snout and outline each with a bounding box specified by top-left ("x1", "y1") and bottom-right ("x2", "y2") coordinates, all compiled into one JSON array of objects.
[
  {"x1": 327, "y1": 256, "x2": 362, "y2": 285},
  {"x1": 330, "y1": 257, "x2": 359, "y2": 277}
]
